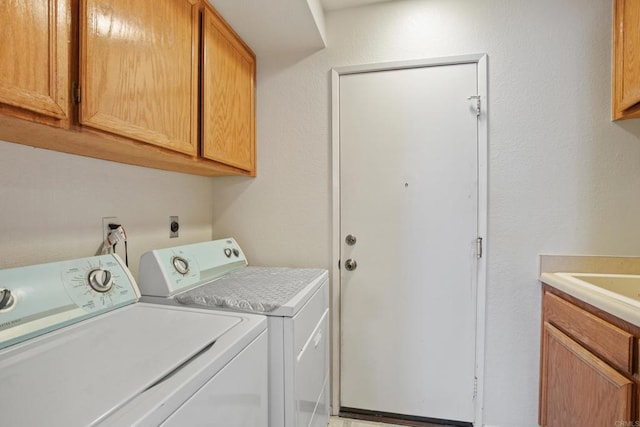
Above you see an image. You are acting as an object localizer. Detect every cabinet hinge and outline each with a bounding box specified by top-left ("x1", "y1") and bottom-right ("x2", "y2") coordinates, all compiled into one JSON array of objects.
[
  {"x1": 476, "y1": 237, "x2": 483, "y2": 259},
  {"x1": 73, "y1": 82, "x2": 81, "y2": 105},
  {"x1": 468, "y1": 95, "x2": 481, "y2": 117}
]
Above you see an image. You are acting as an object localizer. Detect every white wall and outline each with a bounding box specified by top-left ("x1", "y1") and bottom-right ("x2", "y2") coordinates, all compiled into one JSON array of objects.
[
  {"x1": 0, "y1": 141, "x2": 215, "y2": 277},
  {"x1": 211, "y1": 0, "x2": 640, "y2": 425}
]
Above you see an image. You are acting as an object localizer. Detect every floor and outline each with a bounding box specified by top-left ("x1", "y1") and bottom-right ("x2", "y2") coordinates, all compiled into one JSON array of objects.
[
  {"x1": 329, "y1": 417, "x2": 405, "y2": 427},
  {"x1": 329, "y1": 416, "x2": 460, "y2": 427}
]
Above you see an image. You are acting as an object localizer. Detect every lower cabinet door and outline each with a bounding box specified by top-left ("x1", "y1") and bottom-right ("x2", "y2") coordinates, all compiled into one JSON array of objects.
[{"x1": 540, "y1": 322, "x2": 633, "y2": 427}]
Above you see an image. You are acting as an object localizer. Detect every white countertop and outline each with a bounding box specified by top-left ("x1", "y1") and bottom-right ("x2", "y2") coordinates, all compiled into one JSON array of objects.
[{"x1": 541, "y1": 272, "x2": 640, "y2": 327}]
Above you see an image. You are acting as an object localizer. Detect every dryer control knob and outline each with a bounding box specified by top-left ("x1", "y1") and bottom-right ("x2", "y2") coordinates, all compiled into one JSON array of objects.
[
  {"x1": 172, "y1": 256, "x2": 190, "y2": 275},
  {"x1": 224, "y1": 248, "x2": 232, "y2": 258},
  {"x1": 88, "y1": 269, "x2": 113, "y2": 293}
]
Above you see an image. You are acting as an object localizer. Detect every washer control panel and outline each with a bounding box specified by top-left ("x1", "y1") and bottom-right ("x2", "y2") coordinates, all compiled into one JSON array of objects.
[{"x1": 0, "y1": 254, "x2": 139, "y2": 350}]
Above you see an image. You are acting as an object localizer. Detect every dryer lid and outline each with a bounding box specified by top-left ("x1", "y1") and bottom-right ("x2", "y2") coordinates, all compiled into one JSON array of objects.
[{"x1": 175, "y1": 266, "x2": 326, "y2": 314}]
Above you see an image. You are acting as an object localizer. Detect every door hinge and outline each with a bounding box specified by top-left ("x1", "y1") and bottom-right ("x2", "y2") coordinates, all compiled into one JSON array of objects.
[
  {"x1": 473, "y1": 377, "x2": 478, "y2": 400},
  {"x1": 476, "y1": 237, "x2": 483, "y2": 259},
  {"x1": 468, "y1": 95, "x2": 481, "y2": 117},
  {"x1": 73, "y1": 82, "x2": 81, "y2": 104}
]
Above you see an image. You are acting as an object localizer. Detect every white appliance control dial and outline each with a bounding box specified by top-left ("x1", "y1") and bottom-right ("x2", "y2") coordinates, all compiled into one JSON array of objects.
[
  {"x1": 62, "y1": 257, "x2": 137, "y2": 313},
  {"x1": 0, "y1": 288, "x2": 15, "y2": 310},
  {"x1": 172, "y1": 256, "x2": 190, "y2": 275},
  {"x1": 224, "y1": 248, "x2": 232, "y2": 258},
  {"x1": 88, "y1": 268, "x2": 113, "y2": 293}
]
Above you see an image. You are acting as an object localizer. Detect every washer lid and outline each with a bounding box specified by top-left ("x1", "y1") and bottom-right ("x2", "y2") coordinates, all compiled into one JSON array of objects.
[{"x1": 0, "y1": 304, "x2": 241, "y2": 427}]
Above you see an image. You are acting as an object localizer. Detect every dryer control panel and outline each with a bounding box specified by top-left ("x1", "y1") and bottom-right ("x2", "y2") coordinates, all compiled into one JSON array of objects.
[
  {"x1": 0, "y1": 254, "x2": 139, "y2": 350},
  {"x1": 138, "y1": 238, "x2": 248, "y2": 297}
]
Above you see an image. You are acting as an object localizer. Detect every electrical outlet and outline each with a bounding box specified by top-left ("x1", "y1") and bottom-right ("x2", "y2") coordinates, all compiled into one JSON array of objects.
[
  {"x1": 170, "y1": 216, "x2": 179, "y2": 238},
  {"x1": 102, "y1": 216, "x2": 119, "y2": 241}
]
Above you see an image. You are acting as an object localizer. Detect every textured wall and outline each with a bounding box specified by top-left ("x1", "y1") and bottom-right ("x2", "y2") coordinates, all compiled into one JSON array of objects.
[
  {"x1": 211, "y1": 0, "x2": 640, "y2": 425},
  {"x1": 0, "y1": 141, "x2": 215, "y2": 277}
]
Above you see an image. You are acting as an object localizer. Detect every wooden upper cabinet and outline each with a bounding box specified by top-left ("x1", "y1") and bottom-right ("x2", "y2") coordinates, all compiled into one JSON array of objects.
[
  {"x1": 201, "y1": 4, "x2": 256, "y2": 174},
  {"x1": 0, "y1": 0, "x2": 72, "y2": 125},
  {"x1": 80, "y1": 0, "x2": 199, "y2": 155},
  {"x1": 0, "y1": 0, "x2": 256, "y2": 176},
  {"x1": 613, "y1": 0, "x2": 640, "y2": 120}
]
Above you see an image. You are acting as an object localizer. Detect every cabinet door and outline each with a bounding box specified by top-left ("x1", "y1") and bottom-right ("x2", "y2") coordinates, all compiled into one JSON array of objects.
[
  {"x1": 201, "y1": 5, "x2": 256, "y2": 173},
  {"x1": 540, "y1": 322, "x2": 632, "y2": 427},
  {"x1": 613, "y1": 0, "x2": 640, "y2": 119},
  {"x1": 0, "y1": 0, "x2": 71, "y2": 123},
  {"x1": 80, "y1": 0, "x2": 199, "y2": 155}
]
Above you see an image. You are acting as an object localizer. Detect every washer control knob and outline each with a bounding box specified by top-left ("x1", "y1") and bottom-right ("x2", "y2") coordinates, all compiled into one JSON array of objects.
[
  {"x1": 232, "y1": 248, "x2": 240, "y2": 257},
  {"x1": 88, "y1": 269, "x2": 113, "y2": 293},
  {"x1": 224, "y1": 248, "x2": 232, "y2": 258},
  {"x1": 172, "y1": 256, "x2": 190, "y2": 275},
  {"x1": 0, "y1": 288, "x2": 15, "y2": 310}
]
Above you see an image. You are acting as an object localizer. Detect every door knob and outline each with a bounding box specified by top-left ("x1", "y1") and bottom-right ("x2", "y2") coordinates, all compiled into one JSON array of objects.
[
  {"x1": 344, "y1": 259, "x2": 357, "y2": 271},
  {"x1": 345, "y1": 234, "x2": 357, "y2": 246}
]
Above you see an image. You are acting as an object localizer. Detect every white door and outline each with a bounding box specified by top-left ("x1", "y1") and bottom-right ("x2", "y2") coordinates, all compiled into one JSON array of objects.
[{"x1": 340, "y1": 62, "x2": 479, "y2": 423}]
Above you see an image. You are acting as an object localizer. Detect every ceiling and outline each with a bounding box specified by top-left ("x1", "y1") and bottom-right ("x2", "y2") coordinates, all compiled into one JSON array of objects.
[
  {"x1": 321, "y1": 0, "x2": 391, "y2": 11},
  {"x1": 209, "y1": 0, "x2": 394, "y2": 58}
]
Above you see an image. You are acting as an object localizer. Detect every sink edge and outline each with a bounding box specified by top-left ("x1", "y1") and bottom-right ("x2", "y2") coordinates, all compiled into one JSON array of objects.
[{"x1": 540, "y1": 272, "x2": 640, "y2": 328}]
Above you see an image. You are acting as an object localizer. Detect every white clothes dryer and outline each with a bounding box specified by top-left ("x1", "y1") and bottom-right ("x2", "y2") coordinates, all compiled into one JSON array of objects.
[
  {"x1": 0, "y1": 253, "x2": 268, "y2": 427},
  {"x1": 138, "y1": 238, "x2": 330, "y2": 427}
]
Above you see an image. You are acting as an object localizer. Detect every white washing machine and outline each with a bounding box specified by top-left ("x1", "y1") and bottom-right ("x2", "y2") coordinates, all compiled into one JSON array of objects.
[
  {"x1": 0, "y1": 253, "x2": 268, "y2": 427},
  {"x1": 138, "y1": 238, "x2": 330, "y2": 427}
]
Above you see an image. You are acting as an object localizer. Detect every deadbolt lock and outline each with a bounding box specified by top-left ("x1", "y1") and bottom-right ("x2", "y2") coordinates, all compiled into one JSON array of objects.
[{"x1": 345, "y1": 234, "x2": 357, "y2": 246}]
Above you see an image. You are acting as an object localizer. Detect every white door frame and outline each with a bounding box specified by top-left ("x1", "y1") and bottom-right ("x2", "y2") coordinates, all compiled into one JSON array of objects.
[{"x1": 330, "y1": 54, "x2": 488, "y2": 426}]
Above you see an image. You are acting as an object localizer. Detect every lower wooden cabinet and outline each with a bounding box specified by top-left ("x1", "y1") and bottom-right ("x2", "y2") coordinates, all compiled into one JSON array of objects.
[
  {"x1": 539, "y1": 287, "x2": 639, "y2": 427},
  {"x1": 540, "y1": 322, "x2": 632, "y2": 426}
]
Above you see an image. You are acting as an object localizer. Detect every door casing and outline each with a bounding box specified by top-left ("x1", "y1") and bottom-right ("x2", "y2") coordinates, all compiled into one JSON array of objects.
[{"x1": 330, "y1": 53, "x2": 488, "y2": 427}]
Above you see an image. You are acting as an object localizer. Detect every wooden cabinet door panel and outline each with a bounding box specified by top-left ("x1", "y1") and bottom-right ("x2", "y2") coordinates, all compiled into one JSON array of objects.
[
  {"x1": 540, "y1": 322, "x2": 632, "y2": 427},
  {"x1": 201, "y1": 5, "x2": 255, "y2": 172},
  {"x1": 616, "y1": 0, "x2": 640, "y2": 111},
  {"x1": 543, "y1": 291, "x2": 633, "y2": 373},
  {"x1": 81, "y1": 0, "x2": 199, "y2": 155},
  {"x1": 0, "y1": 0, "x2": 71, "y2": 120}
]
